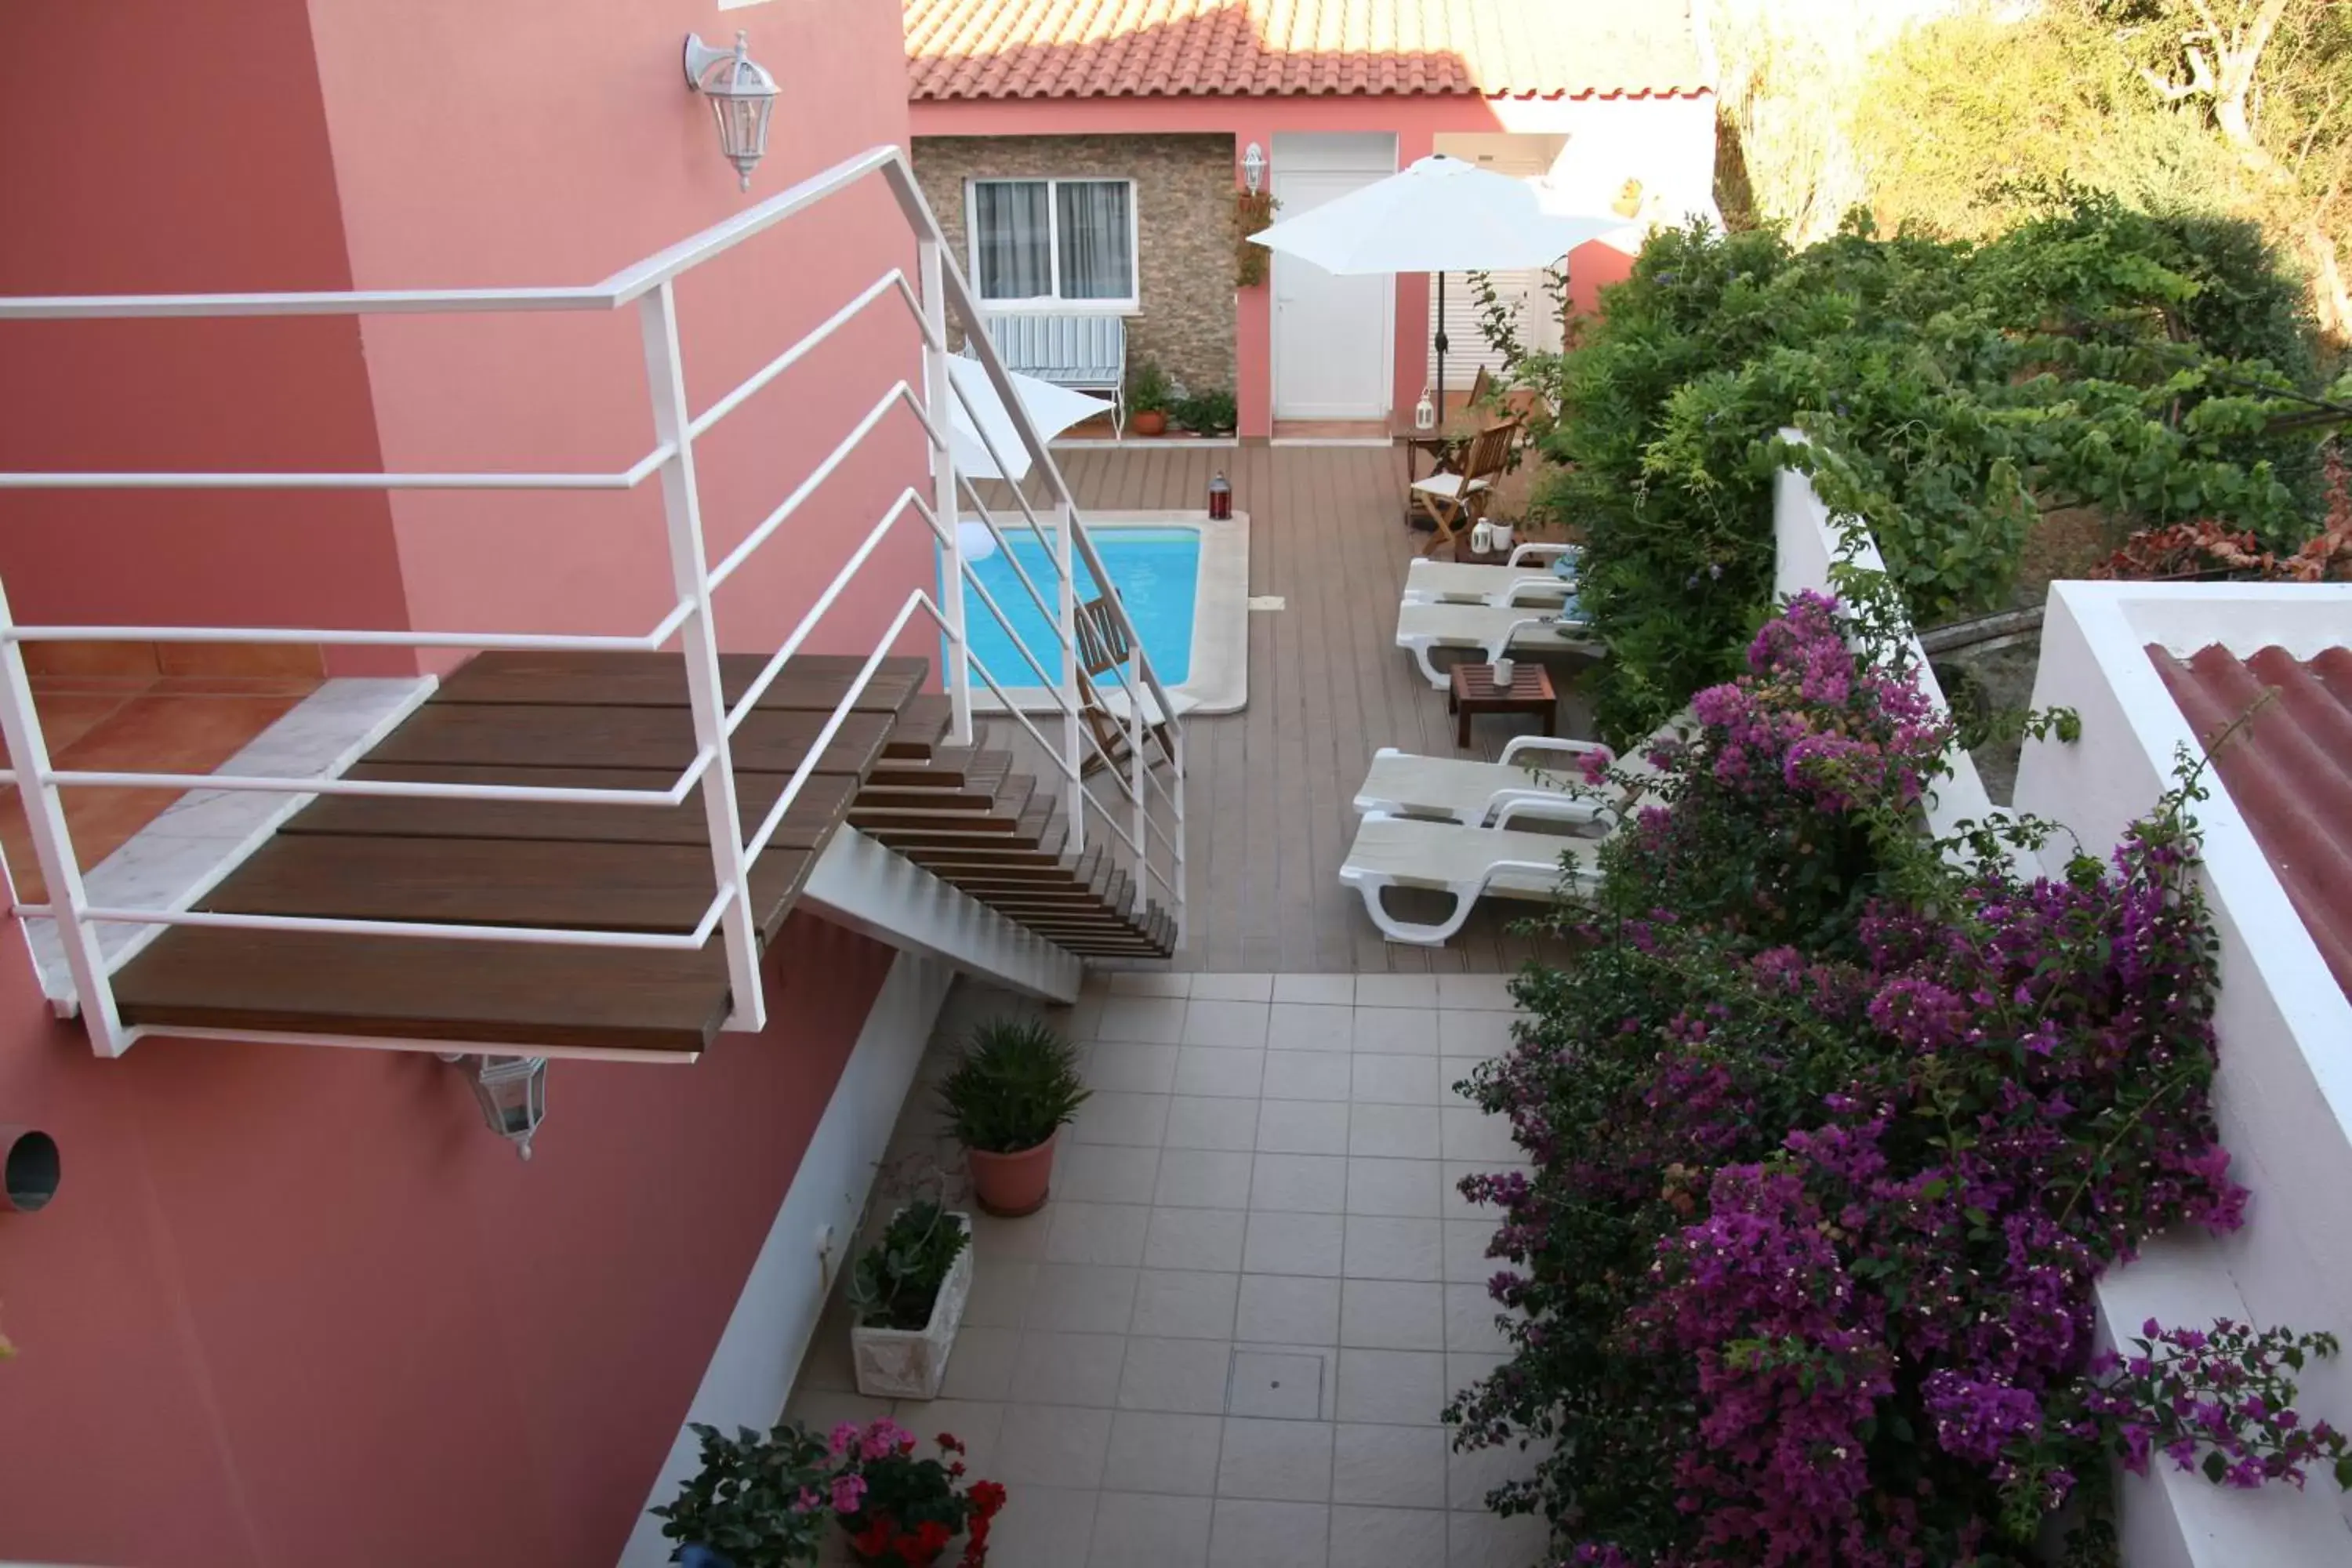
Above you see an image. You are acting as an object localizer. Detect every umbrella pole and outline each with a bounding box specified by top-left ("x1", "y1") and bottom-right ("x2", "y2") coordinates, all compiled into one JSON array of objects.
[{"x1": 1434, "y1": 270, "x2": 1447, "y2": 423}]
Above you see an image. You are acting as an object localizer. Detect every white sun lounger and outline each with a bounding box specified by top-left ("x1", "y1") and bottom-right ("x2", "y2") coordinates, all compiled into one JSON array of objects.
[
  {"x1": 1403, "y1": 543, "x2": 1580, "y2": 608},
  {"x1": 1353, "y1": 736, "x2": 1613, "y2": 826},
  {"x1": 1394, "y1": 604, "x2": 1603, "y2": 688},
  {"x1": 1340, "y1": 804, "x2": 1602, "y2": 946}
]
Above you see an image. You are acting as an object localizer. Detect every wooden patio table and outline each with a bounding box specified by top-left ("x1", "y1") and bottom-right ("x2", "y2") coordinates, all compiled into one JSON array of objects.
[{"x1": 1447, "y1": 661, "x2": 1556, "y2": 750}]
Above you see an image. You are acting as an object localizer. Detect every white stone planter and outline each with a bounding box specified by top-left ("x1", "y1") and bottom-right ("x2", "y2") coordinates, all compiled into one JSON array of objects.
[{"x1": 849, "y1": 1210, "x2": 973, "y2": 1401}]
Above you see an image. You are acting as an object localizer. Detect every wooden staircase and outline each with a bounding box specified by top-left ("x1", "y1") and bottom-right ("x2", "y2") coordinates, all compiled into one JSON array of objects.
[{"x1": 106, "y1": 652, "x2": 1173, "y2": 1057}]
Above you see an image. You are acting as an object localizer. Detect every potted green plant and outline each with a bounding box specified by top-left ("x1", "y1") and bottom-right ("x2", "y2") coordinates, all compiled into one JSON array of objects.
[
  {"x1": 938, "y1": 1018, "x2": 1089, "y2": 1218},
  {"x1": 1127, "y1": 359, "x2": 1174, "y2": 436},
  {"x1": 651, "y1": 1417, "x2": 845, "y2": 1567},
  {"x1": 832, "y1": 1420, "x2": 1007, "y2": 1566},
  {"x1": 847, "y1": 1198, "x2": 972, "y2": 1399},
  {"x1": 1174, "y1": 387, "x2": 1238, "y2": 437}
]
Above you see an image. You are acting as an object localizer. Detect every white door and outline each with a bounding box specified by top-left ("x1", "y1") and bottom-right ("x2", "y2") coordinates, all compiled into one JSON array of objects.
[{"x1": 1272, "y1": 166, "x2": 1393, "y2": 420}]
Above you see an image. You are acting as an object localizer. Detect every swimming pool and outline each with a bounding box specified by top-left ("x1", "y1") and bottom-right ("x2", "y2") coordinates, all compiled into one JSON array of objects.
[{"x1": 949, "y1": 525, "x2": 1202, "y2": 689}]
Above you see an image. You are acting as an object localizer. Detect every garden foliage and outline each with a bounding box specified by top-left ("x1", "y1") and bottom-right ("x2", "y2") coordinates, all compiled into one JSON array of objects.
[
  {"x1": 1448, "y1": 593, "x2": 2347, "y2": 1566},
  {"x1": 1526, "y1": 197, "x2": 2340, "y2": 743}
]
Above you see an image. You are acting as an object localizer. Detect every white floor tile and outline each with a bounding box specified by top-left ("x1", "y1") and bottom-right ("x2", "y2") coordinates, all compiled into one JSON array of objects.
[
  {"x1": 939, "y1": 1324, "x2": 1019, "y2": 1399},
  {"x1": 1268, "y1": 1000, "x2": 1356, "y2": 1049},
  {"x1": 1143, "y1": 1206, "x2": 1247, "y2": 1271},
  {"x1": 1236, "y1": 1272, "x2": 1342, "y2": 1345},
  {"x1": 1088, "y1": 1041, "x2": 1181, "y2": 1094},
  {"x1": 1340, "y1": 1280, "x2": 1445, "y2": 1350},
  {"x1": 1012, "y1": 1329, "x2": 1130, "y2": 1406},
  {"x1": 996, "y1": 1403, "x2": 1116, "y2": 1489},
  {"x1": 1351, "y1": 1054, "x2": 1442, "y2": 1105},
  {"x1": 1174, "y1": 1045, "x2": 1267, "y2": 1098},
  {"x1": 1100, "y1": 994, "x2": 1189, "y2": 1042},
  {"x1": 1103, "y1": 1410, "x2": 1226, "y2": 1495},
  {"x1": 1351, "y1": 1007, "x2": 1443, "y2": 1054},
  {"x1": 1130, "y1": 1269, "x2": 1241, "y2": 1340},
  {"x1": 1072, "y1": 1090, "x2": 1172, "y2": 1147},
  {"x1": 1342, "y1": 1216, "x2": 1444, "y2": 1282},
  {"x1": 1243, "y1": 1210, "x2": 1345, "y2": 1276},
  {"x1": 1217, "y1": 1417, "x2": 1335, "y2": 1501},
  {"x1": 1332, "y1": 1503, "x2": 1448, "y2": 1567},
  {"x1": 1440, "y1": 1106, "x2": 1521, "y2": 1162},
  {"x1": 1262, "y1": 1052, "x2": 1353, "y2": 1101},
  {"x1": 962, "y1": 1258, "x2": 1037, "y2": 1329},
  {"x1": 1155, "y1": 1148, "x2": 1255, "y2": 1209},
  {"x1": 1117, "y1": 1338, "x2": 1235, "y2": 1414},
  {"x1": 1434, "y1": 973, "x2": 1520, "y2": 1011},
  {"x1": 1255, "y1": 1099, "x2": 1350, "y2": 1155},
  {"x1": 1272, "y1": 974, "x2": 1354, "y2": 1004},
  {"x1": 1166, "y1": 1094, "x2": 1261, "y2": 1151},
  {"x1": 1346, "y1": 1157, "x2": 1444, "y2": 1218},
  {"x1": 1182, "y1": 1000, "x2": 1273, "y2": 1048},
  {"x1": 1210, "y1": 1499, "x2": 1330, "y2": 1567},
  {"x1": 1443, "y1": 1283, "x2": 1514, "y2": 1354},
  {"x1": 1110, "y1": 971, "x2": 1192, "y2": 997},
  {"x1": 1349, "y1": 1103, "x2": 1442, "y2": 1159},
  {"x1": 1355, "y1": 974, "x2": 1440, "y2": 1007},
  {"x1": 1025, "y1": 1264, "x2": 1140, "y2": 1334},
  {"x1": 1443, "y1": 1219, "x2": 1501, "y2": 1283},
  {"x1": 1437, "y1": 1008, "x2": 1519, "y2": 1059},
  {"x1": 1089, "y1": 1490, "x2": 1214, "y2": 1566},
  {"x1": 1250, "y1": 1152, "x2": 1348, "y2": 1213},
  {"x1": 1333, "y1": 1348, "x2": 1447, "y2": 1425},
  {"x1": 1058, "y1": 1143, "x2": 1163, "y2": 1207},
  {"x1": 1189, "y1": 972, "x2": 1275, "y2": 1002},
  {"x1": 1332, "y1": 1424, "x2": 1447, "y2": 1508},
  {"x1": 989, "y1": 1482, "x2": 1102, "y2": 1562},
  {"x1": 1441, "y1": 1058, "x2": 1489, "y2": 1111},
  {"x1": 1048, "y1": 1202, "x2": 1153, "y2": 1265}
]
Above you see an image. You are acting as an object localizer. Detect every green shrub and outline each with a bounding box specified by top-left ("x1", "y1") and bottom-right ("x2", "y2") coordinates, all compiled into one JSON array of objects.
[
  {"x1": 846, "y1": 1200, "x2": 968, "y2": 1330},
  {"x1": 1127, "y1": 359, "x2": 1174, "y2": 416},
  {"x1": 1174, "y1": 387, "x2": 1238, "y2": 434},
  {"x1": 937, "y1": 1017, "x2": 1089, "y2": 1153}
]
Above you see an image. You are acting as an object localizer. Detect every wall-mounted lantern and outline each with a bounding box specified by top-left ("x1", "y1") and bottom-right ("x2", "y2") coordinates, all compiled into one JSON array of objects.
[
  {"x1": 683, "y1": 31, "x2": 779, "y2": 192},
  {"x1": 1241, "y1": 142, "x2": 1267, "y2": 195},
  {"x1": 0, "y1": 1125, "x2": 60, "y2": 1213},
  {"x1": 441, "y1": 1054, "x2": 548, "y2": 1161}
]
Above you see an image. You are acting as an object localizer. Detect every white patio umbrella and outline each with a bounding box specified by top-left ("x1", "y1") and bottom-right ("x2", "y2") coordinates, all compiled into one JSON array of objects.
[
  {"x1": 1248, "y1": 154, "x2": 1632, "y2": 419},
  {"x1": 946, "y1": 355, "x2": 1110, "y2": 482}
]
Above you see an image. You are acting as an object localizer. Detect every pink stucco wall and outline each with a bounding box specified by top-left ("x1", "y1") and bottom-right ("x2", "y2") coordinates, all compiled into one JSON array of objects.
[
  {"x1": 0, "y1": 911, "x2": 895, "y2": 1567},
  {"x1": 310, "y1": 0, "x2": 932, "y2": 666},
  {"x1": 0, "y1": 0, "x2": 412, "y2": 673},
  {"x1": 911, "y1": 93, "x2": 1713, "y2": 438}
]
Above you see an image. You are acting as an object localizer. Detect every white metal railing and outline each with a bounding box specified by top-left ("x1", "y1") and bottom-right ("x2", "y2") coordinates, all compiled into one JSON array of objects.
[{"x1": 0, "y1": 144, "x2": 1185, "y2": 1058}]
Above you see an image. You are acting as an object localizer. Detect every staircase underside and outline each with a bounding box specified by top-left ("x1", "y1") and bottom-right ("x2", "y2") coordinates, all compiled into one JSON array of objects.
[{"x1": 108, "y1": 652, "x2": 1173, "y2": 1058}]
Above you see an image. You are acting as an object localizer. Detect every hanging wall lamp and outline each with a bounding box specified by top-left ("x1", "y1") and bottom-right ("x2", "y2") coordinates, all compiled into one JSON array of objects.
[
  {"x1": 1241, "y1": 142, "x2": 1267, "y2": 195},
  {"x1": 441, "y1": 1054, "x2": 549, "y2": 1161},
  {"x1": 683, "y1": 31, "x2": 779, "y2": 192}
]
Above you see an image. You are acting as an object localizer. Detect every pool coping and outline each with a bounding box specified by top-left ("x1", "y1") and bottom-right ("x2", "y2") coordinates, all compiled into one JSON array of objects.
[{"x1": 960, "y1": 507, "x2": 1250, "y2": 719}]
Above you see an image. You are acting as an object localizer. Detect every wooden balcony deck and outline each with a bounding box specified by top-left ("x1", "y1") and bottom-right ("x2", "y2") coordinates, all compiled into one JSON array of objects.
[{"x1": 1021, "y1": 444, "x2": 1588, "y2": 977}]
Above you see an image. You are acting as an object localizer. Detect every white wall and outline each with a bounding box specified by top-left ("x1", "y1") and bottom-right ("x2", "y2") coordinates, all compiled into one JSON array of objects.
[{"x1": 2016, "y1": 582, "x2": 2352, "y2": 1564}]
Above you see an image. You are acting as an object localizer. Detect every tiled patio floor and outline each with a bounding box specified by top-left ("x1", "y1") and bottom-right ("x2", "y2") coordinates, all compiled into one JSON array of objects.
[{"x1": 789, "y1": 972, "x2": 1548, "y2": 1567}]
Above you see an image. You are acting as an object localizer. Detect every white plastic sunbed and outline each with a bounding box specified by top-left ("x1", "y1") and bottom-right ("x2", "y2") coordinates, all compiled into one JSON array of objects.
[
  {"x1": 1394, "y1": 604, "x2": 1604, "y2": 688},
  {"x1": 1341, "y1": 804, "x2": 1602, "y2": 946},
  {"x1": 1353, "y1": 737, "x2": 1613, "y2": 826},
  {"x1": 1403, "y1": 543, "x2": 1581, "y2": 608}
]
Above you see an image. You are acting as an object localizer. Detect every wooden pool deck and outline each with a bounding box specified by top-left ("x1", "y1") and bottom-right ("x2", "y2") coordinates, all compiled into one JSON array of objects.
[{"x1": 1018, "y1": 443, "x2": 1590, "y2": 976}]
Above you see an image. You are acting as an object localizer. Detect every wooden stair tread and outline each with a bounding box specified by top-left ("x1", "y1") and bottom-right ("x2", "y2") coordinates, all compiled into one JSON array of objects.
[
  {"x1": 367, "y1": 704, "x2": 893, "y2": 775},
  {"x1": 434, "y1": 651, "x2": 927, "y2": 712},
  {"x1": 298, "y1": 767, "x2": 855, "y2": 849}
]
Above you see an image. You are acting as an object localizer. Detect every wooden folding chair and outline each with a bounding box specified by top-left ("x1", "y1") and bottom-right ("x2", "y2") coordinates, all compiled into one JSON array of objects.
[
  {"x1": 1468, "y1": 365, "x2": 1495, "y2": 408},
  {"x1": 1074, "y1": 593, "x2": 1176, "y2": 778},
  {"x1": 1408, "y1": 419, "x2": 1519, "y2": 557}
]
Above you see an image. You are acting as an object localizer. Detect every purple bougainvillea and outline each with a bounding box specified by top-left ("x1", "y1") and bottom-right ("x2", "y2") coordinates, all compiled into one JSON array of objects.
[{"x1": 1453, "y1": 595, "x2": 2341, "y2": 1567}]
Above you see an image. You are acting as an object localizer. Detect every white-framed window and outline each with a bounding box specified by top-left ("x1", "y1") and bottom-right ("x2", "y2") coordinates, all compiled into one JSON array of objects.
[{"x1": 966, "y1": 178, "x2": 1138, "y2": 310}]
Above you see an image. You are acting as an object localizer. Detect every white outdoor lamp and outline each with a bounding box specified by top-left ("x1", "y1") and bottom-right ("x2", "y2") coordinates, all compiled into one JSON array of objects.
[
  {"x1": 442, "y1": 1053, "x2": 549, "y2": 1161},
  {"x1": 1241, "y1": 142, "x2": 1267, "y2": 195},
  {"x1": 683, "y1": 31, "x2": 779, "y2": 192}
]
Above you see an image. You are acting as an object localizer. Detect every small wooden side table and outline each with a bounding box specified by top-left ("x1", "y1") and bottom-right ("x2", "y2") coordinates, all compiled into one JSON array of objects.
[{"x1": 1447, "y1": 662, "x2": 1556, "y2": 750}]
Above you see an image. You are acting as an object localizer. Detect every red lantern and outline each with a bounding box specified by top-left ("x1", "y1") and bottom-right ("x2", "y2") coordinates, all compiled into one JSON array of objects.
[{"x1": 1207, "y1": 470, "x2": 1232, "y2": 521}]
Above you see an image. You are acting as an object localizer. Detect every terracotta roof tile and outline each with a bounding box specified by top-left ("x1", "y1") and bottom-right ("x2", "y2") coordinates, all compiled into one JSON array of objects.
[
  {"x1": 905, "y1": 0, "x2": 1709, "y2": 102},
  {"x1": 2151, "y1": 642, "x2": 2352, "y2": 1000}
]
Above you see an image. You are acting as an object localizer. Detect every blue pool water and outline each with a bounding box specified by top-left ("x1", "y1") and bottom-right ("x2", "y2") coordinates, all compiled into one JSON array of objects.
[{"x1": 946, "y1": 526, "x2": 1200, "y2": 689}]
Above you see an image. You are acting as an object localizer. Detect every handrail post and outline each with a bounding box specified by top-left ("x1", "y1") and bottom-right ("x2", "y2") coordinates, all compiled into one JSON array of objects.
[
  {"x1": 638, "y1": 281, "x2": 765, "y2": 1033},
  {"x1": 1058, "y1": 502, "x2": 1083, "y2": 857},
  {"x1": 0, "y1": 582, "x2": 125, "y2": 1051},
  {"x1": 918, "y1": 238, "x2": 972, "y2": 747},
  {"x1": 1172, "y1": 721, "x2": 1188, "y2": 946},
  {"x1": 1128, "y1": 655, "x2": 1148, "y2": 917}
]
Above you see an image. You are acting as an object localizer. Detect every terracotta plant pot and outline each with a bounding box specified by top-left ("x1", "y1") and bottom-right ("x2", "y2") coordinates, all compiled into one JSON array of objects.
[
  {"x1": 967, "y1": 1132, "x2": 1059, "y2": 1218},
  {"x1": 1130, "y1": 410, "x2": 1168, "y2": 437}
]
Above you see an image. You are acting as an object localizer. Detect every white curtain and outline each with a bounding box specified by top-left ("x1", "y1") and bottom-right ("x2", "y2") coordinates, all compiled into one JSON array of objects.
[
  {"x1": 1055, "y1": 181, "x2": 1133, "y2": 301},
  {"x1": 973, "y1": 181, "x2": 1051, "y2": 300}
]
